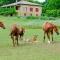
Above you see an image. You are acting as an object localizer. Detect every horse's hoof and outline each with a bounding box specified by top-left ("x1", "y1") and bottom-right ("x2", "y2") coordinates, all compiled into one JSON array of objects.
[{"x1": 48, "y1": 41, "x2": 50, "y2": 44}]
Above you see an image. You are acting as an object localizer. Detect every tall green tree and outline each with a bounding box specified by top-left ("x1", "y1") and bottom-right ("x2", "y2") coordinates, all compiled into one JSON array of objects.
[
  {"x1": 42, "y1": 0, "x2": 60, "y2": 17},
  {"x1": 0, "y1": 0, "x2": 16, "y2": 6},
  {"x1": 46, "y1": 0, "x2": 60, "y2": 9}
]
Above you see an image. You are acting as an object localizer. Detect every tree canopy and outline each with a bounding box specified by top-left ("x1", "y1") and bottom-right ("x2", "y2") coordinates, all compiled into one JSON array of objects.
[
  {"x1": 46, "y1": 0, "x2": 60, "y2": 9},
  {"x1": 42, "y1": 0, "x2": 60, "y2": 17}
]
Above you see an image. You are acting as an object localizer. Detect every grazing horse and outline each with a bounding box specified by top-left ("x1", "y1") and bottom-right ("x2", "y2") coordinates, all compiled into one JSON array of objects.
[
  {"x1": 10, "y1": 24, "x2": 25, "y2": 46},
  {"x1": 43, "y1": 22, "x2": 59, "y2": 43},
  {"x1": 0, "y1": 22, "x2": 5, "y2": 29}
]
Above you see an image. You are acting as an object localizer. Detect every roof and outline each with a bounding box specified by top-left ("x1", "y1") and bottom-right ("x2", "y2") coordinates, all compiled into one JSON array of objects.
[{"x1": 1, "y1": 1, "x2": 40, "y2": 7}]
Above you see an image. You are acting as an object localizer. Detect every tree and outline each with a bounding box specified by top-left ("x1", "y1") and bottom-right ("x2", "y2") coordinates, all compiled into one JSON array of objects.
[
  {"x1": 0, "y1": 0, "x2": 17, "y2": 6},
  {"x1": 46, "y1": 0, "x2": 60, "y2": 9},
  {"x1": 42, "y1": 0, "x2": 60, "y2": 17}
]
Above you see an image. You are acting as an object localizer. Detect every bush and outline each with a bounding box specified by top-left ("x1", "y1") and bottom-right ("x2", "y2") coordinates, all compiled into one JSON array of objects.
[
  {"x1": 45, "y1": 9, "x2": 60, "y2": 17},
  {"x1": 26, "y1": 16, "x2": 39, "y2": 19},
  {"x1": 0, "y1": 7, "x2": 17, "y2": 16},
  {"x1": 40, "y1": 16, "x2": 55, "y2": 20},
  {"x1": 40, "y1": 16, "x2": 49, "y2": 20},
  {"x1": 46, "y1": 10, "x2": 57, "y2": 17},
  {"x1": 48, "y1": 17, "x2": 55, "y2": 20},
  {"x1": 57, "y1": 9, "x2": 60, "y2": 16}
]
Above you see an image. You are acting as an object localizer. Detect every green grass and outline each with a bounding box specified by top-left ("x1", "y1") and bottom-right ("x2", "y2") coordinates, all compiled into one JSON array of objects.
[{"x1": 0, "y1": 16, "x2": 60, "y2": 60}]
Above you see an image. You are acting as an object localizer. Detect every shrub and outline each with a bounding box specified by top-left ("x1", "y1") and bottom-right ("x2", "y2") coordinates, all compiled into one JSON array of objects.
[
  {"x1": 57, "y1": 9, "x2": 60, "y2": 16},
  {"x1": 0, "y1": 7, "x2": 17, "y2": 16},
  {"x1": 26, "y1": 16, "x2": 39, "y2": 19},
  {"x1": 40, "y1": 16, "x2": 56, "y2": 20},
  {"x1": 45, "y1": 9, "x2": 60, "y2": 17},
  {"x1": 46, "y1": 10, "x2": 57, "y2": 17}
]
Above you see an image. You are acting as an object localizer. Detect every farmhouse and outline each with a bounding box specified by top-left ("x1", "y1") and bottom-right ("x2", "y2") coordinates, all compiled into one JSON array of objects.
[{"x1": 1, "y1": 0, "x2": 42, "y2": 17}]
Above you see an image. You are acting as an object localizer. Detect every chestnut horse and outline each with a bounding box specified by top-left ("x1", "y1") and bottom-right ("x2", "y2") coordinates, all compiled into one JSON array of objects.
[
  {"x1": 10, "y1": 24, "x2": 25, "y2": 46},
  {"x1": 0, "y1": 22, "x2": 5, "y2": 29},
  {"x1": 43, "y1": 22, "x2": 59, "y2": 43}
]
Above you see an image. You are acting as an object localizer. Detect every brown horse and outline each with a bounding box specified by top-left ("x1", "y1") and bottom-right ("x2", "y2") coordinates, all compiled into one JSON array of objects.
[
  {"x1": 10, "y1": 24, "x2": 25, "y2": 46},
  {"x1": 43, "y1": 22, "x2": 59, "y2": 43},
  {"x1": 0, "y1": 22, "x2": 5, "y2": 29}
]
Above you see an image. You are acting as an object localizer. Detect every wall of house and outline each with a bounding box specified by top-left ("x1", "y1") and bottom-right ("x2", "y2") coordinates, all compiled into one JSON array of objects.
[{"x1": 16, "y1": 5, "x2": 42, "y2": 17}]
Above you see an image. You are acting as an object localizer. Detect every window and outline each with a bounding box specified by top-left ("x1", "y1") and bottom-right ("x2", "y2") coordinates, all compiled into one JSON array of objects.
[
  {"x1": 7, "y1": 6, "x2": 10, "y2": 8},
  {"x1": 35, "y1": 8, "x2": 39, "y2": 12},
  {"x1": 11, "y1": 6, "x2": 14, "y2": 8},
  {"x1": 30, "y1": 8, "x2": 33, "y2": 12},
  {"x1": 24, "y1": 13, "x2": 26, "y2": 16},
  {"x1": 30, "y1": 14, "x2": 32, "y2": 16},
  {"x1": 23, "y1": 7, "x2": 27, "y2": 11},
  {"x1": 36, "y1": 14, "x2": 38, "y2": 16},
  {"x1": 16, "y1": 6, "x2": 20, "y2": 10}
]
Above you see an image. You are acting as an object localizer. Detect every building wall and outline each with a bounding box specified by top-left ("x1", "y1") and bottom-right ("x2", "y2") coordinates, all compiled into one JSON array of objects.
[{"x1": 16, "y1": 5, "x2": 42, "y2": 16}]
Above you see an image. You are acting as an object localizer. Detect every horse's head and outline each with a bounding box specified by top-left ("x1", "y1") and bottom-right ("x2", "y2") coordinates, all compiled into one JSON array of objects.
[
  {"x1": 54, "y1": 25, "x2": 59, "y2": 35},
  {"x1": 0, "y1": 22, "x2": 5, "y2": 29},
  {"x1": 19, "y1": 27, "x2": 25, "y2": 39}
]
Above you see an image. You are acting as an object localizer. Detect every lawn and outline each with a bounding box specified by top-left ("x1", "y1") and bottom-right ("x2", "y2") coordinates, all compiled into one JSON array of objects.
[{"x1": 0, "y1": 16, "x2": 60, "y2": 60}]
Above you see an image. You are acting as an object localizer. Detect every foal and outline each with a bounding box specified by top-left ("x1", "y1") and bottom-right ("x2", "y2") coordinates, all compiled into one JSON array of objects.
[
  {"x1": 43, "y1": 22, "x2": 59, "y2": 43},
  {"x1": 25, "y1": 35, "x2": 38, "y2": 43},
  {"x1": 10, "y1": 24, "x2": 25, "y2": 46}
]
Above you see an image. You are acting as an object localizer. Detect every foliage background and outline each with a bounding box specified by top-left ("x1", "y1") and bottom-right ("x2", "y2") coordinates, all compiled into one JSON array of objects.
[{"x1": 0, "y1": 0, "x2": 60, "y2": 17}]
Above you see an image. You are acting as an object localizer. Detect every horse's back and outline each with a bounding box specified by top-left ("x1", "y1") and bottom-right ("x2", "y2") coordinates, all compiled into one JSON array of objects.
[{"x1": 43, "y1": 22, "x2": 54, "y2": 31}]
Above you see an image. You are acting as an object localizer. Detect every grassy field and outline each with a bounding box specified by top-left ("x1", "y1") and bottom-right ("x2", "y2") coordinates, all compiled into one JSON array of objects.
[{"x1": 0, "y1": 16, "x2": 60, "y2": 60}]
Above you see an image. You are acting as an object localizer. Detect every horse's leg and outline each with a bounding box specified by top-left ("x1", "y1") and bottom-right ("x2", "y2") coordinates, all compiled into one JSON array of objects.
[
  {"x1": 19, "y1": 35, "x2": 22, "y2": 40},
  {"x1": 47, "y1": 32, "x2": 50, "y2": 43},
  {"x1": 51, "y1": 31, "x2": 53, "y2": 42},
  {"x1": 43, "y1": 31, "x2": 45, "y2": 42},
  {"x1": 15, "y1": 36, "x2": 19, "y2": 46},
  {"x1": 11, "y1": 35, "x2": 15, "y2": 46}
]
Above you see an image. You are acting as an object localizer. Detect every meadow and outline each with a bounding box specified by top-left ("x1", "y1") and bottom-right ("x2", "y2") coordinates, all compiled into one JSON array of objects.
[{"x1": 0, "y1": 16, "x2": 60, "y2": 60}]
